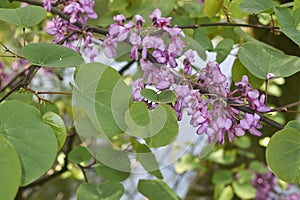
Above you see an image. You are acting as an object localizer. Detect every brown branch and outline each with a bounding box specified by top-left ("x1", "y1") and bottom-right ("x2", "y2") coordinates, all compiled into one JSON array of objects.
[{"x1": 177, "y1": 22, "x2": 280, "y2": 32}]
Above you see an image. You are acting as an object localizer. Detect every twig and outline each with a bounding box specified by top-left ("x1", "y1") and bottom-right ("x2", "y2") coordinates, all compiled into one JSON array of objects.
[
  {"x1": 78, "y1": 164, "x2": 89, "y2": 183},
  {"x1": 119, "y1": 60, "x2": 135, "y2": 75},
  {"x1": 177, "y1": 22, "x2": 280, "y2": 32}
]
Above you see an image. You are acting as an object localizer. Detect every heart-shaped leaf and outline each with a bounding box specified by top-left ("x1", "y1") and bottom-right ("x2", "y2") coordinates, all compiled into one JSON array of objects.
[
  {"x1": 266, "y1": 128, "x2": 300, "y2": 182},
  {"x1": 22, "y1": 43, "x2": 84, "y2": 68},
  {"x1": 0, "y1": 101, "x2": 57, "y2": 185},
  {"x1": 275, "y1": 7, "x2": 300, "y2": 46},
  {"x1": 0, "y1": 6, "x2": 46, "y2": 27},
  {"x1": 238, "y1": 41, "x2": 300, "y2": 79},
  {"x1": 0, "y1": 135, "x2": 22, "y2": 200}
]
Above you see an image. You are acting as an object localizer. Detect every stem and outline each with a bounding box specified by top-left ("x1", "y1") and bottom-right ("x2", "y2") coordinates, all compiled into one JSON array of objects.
[
  {"x1": 26, "y1": 87, "x2": 72, "y2": 95},
  {"x1": 178, "y1": 22, "x2": 280, "y2": 32},
  {"x1": 78, "y1": 164, "x2": 89, "y2": 183},
  {"x1": 119, "y1": 60, "x2": 135, "y2": 75}
]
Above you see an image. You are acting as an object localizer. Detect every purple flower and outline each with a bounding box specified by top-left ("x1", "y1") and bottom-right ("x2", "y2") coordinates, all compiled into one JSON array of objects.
[
  {"x1": 130, "y1": 46, "x2": 139, "y2": 60},
  {"x1": 64, "y1": 2, "x2": 84, "y2": 23},
  {"x1": 266, "y1": 72, "x2": 275, "y2": 80},
  {"x1": 153, "y1": 67, "x2": 174, "y2": 90},
  {"x1": 43, "y1": 0, "x2": 56, "y2": 11},
  {"x1": 103, "y1": 37, "x2": 117, "y2": 58},
  {"x1": 113, "y1": 14, "x2": 126, "y2": 24},
  {"x1": 152, "y1": 50, "x2": 167, "y2": 64},
  {"x1": 235, "y1": 75, "x2": 252, "y2": 97},
  {"x1": 131, "y1": 78, "x2": 144, "y2": 101},
  {"x1": 84, "y1": 46, "x2": 98, "y2": 62},
  {"x1": 46, "y1": 16, "x2": 67, "y2": 42},
  {"x1": 129, "y1": 32, "x2": 141, "y2": 46},
  {"x1": 240, "y1": 113, "x2": 262, "y2": 136},
  {"x1": 135, "y1": 15, "x2": 145, "y2": 28},
  {"x1": 247, "y1": 90, "x2": 271, "y2": 113}
]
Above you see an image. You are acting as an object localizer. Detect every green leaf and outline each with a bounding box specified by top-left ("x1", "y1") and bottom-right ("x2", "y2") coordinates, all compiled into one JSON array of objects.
[
  {"x1": 138, "y1": 179, "x2": 181, "y2": 200},
  {"x1": 132, "y1": 140, "x2": 163, "y2": 179},
  {"x1": 42, "y1": 111, "x2": 67, "y2": 150},
  {"x1": 158, "y1": 90, "x2": 177, "y2": 103},
  {"x1": 175, "y1": 154, "x2": 201, "y2": 174},
  {"x1": 285, "y1": 120, "x2": 300, "y2": 132},
  {"x1": 140, "y1": 89, "x2": 177, "y2": 103},
  {"x1": 233, "y1": 135, "x2": 251, "y2": 149},
  {"x1": 127, "y1": 101, "x2": 151, "y2": 127},
  {"x1": 95, "y1": 165, "x2": 130, "y2": 181},
  {"x1": 232, "y1": 181, "x2": 256, "y2": 199},
  {"x1": 250, "y1": 161, "x2": 268, "y2": 174},
  {"x1": 275, "y1": 7, "x2": 300, "y2": 46},
  {"x1": 141, "y1": 88, "x2": 158, "y2": 102},
  {"x1": 0, "y1": 101, "x2": 57, "y2": 185},
  {"x1": 239, "y1": 0, "x2": 275, "y2": 14},
  {"x1": 231, "y1": 58, "x2": 264, "y2": 89},
  {"x1": 193, "y1": 28, "x2": 214, "y2": 51},
  {"x1": 236, "y1": 170, "x2": 255, "y2": 183},
  {"x1": 218, "y1": 185, "x2": 234, "y2": 200},
  {"x1": 77, "y1": 182, "x2": 124, "y2": 200},
  {"x1": 204, "y1": 0, "x2": 223, "y2": 18},
  {"x1": 73, "y1": 63, "x2": 132, "y2": 139},
  {"x1": 206, "y1": 149, "x2": 236, "y2": 165},
  {"x1": 238, "y1": 41, "x2": 300, "y2": 79},
  {"x1": 0, "y1": 5, "x2": 46, "y2": 27},
  {"x1": 183, "y1": 36, "x2": 207, "y2": 60},
  {"x1": 144, "y1": 104, "x2": 179, "y2": 148},
  {"x1": 96, "y1": 148, "x2": 131, "y2": 173},
  {"x1": 0, "y1": 135, "x2": 21, "y2": 200},
  {"x1": 182, "y1": 2, "x2": 204, "y2": 18},
  {"x1": 68, "y1": 146, "x2": 92, "y2": 164},
  {"x1": 266, "y1": 128, "x2": 300, "y2": 182},
  {"x1": 215, "y1": 39, "x2": 234, "y2": 63},
  {"x1": 94, "y1": 65, "x2": 132, "y2": 138},
  {"x1": 212, "y1": 170, "x2": 232, "y2": 185},
  {"x1": 22, "y1": 43, "x2": 84, "y2": 68}
]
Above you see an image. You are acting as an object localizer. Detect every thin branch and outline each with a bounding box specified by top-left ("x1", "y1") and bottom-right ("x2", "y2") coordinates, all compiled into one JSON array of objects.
[
  {"x1": 26, "y1": 87, "x2": 72, "y2": 95},
  {"x1": 177, "y1": 22, "x2": 280, "y2": 32},
  {"x1": 119, "y1": 60, "x2": 135, "y2": 75},
  {"x1": 0, "y1": 65, "x2": 32, "y2": 92},
  {"x1": 78, "y1": 164, "x2": 89, "y2": 183}
]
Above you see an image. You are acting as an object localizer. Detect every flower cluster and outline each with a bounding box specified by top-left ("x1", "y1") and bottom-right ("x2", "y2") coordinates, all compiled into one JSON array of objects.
[
  {"x1": 43, "y1": 0, "x2": 98, "y2": 61},
  {"x1": 103, "y1": 9, "x2": 186, "y2": 68},
  {"x1": 174, "y1": 62, "x2": 270, "y2": 144},
  {"x1": 104, "y1": 9, "x2": 270, "y2": 144},
  {"x1": 252, "y1": 170, "x2": 300, "y2": 200}
]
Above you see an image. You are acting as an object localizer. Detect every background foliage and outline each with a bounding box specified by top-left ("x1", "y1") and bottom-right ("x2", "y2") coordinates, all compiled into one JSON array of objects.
[{"x1": 0, "y1": 0, "x2": 300, "y2": 199}]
